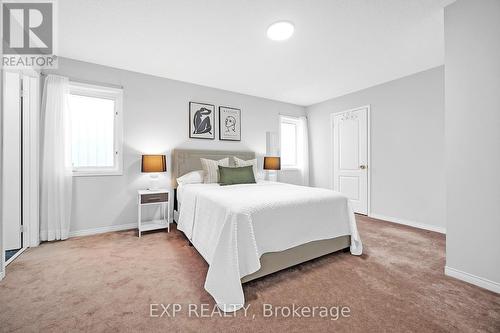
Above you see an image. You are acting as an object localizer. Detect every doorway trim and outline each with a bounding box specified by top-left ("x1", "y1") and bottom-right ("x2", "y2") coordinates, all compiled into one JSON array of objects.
[
  {"x1": 330, "y1": 105, "x2": 371, "y2": 216},
  {"x1": 1, "y1": 69, "x2": 40, "y2": 276},
  {"x1": 5, "y1": 247, "x2": 28, "y2": 266}
]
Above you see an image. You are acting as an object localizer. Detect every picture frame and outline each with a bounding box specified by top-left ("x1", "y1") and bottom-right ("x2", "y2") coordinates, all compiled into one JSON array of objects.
[
  {"x1": 219, "y1": 106, "x2": 241, "y2": 141},
  {"x1": 189, "y1": 102, "x2": 215, "y2": 140}
]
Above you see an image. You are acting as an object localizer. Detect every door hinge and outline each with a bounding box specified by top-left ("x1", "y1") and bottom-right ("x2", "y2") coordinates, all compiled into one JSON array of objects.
[{"x1": 20, "y1": 225, "x2": 25, "y2": 233}]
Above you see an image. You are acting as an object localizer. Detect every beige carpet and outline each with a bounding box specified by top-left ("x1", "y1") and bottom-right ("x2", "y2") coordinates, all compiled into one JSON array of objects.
[{"x1": 1, "y1": 216, "x2": 499, "y2": 332}]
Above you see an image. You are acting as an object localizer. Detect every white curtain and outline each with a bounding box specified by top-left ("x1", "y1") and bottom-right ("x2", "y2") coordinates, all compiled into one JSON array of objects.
[
  {"x1": 40, "y1": 75, "x2": 72, "y2": 241},
  {"x1": 278, "y1": 115, "x2": 310, "y2": 186},
  {"x1": 297, "y1": 116, "x2": 310, "y2": 186},
  {"x1": 266, "y1": 131, "x2": 280, "y2": 181}
]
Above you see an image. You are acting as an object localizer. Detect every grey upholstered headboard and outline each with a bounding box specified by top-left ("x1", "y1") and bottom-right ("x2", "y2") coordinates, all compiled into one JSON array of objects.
[{"x1": 172, "y1": 149, "x2": 255, "y2": 187}]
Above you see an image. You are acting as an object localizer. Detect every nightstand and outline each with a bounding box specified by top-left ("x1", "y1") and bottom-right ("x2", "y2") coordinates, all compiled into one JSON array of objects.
[{"x1": 137, "y1": 189, "x2": 171, "y2": 237}]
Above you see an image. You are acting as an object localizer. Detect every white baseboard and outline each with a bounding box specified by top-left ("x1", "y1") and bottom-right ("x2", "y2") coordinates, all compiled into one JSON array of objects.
[
  {"x1": 69, "y1": 223, "x2": 137, "y2": 238},
  {"x1": 369, "y1": 213, "x2": 446, "y2": 234},
  {"x1": 445, "y1": 266, "x2": 500, "y2": 294}
]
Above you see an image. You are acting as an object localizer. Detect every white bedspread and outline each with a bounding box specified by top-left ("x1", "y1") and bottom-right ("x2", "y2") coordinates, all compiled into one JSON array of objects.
[{"x1": 177, "y1": 181, "x2": 362, "y2": 312}]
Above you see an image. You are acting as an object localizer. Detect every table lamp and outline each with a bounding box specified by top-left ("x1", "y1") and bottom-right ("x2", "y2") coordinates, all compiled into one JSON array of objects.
[
  {"x1": 142, "y1": 155, "x2": 166, "y2": 190},
  {"x1": 264, "y1": 156, "x2": 281, "y2": 181}
]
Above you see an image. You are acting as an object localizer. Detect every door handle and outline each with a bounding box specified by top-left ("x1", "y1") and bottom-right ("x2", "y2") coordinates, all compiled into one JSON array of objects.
[{"x1": 359, "y1": 165, "x2": 367, "y2": 170}]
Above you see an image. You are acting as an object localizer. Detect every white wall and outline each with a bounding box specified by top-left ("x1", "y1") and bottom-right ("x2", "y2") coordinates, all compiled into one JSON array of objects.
[
  {"x1": 444, "y1": 0, "x2": 500, "y2": 292},
  {"x1": 307, "y1": 66, "x2": 445, "y2": 232},
  {"x1": 0, "y1": 68, "x2": 4, "y2": 279},
  {"x1": 2, "y1": 72, "x2": 22, "y2": 250},
  {"x1": 0, "y1": 4, "x2": 5, "y2": 280},
  {"x1": 45, "y1": 58, "x2": 305, "y2": 234}
]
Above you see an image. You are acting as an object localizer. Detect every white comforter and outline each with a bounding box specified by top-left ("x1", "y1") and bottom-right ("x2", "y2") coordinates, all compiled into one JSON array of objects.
[{"x1": 177, "y1": 181, "x2": 362, "y2": 312}]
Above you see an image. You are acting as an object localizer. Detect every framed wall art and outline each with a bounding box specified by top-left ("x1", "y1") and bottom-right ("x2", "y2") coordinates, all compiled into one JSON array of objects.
[
  {"x1": 189, "y1": 102, "x2": 215, "y2": 139},
  {"x1": 219, "y1": 106, "x2": 241, "y2": 141}
]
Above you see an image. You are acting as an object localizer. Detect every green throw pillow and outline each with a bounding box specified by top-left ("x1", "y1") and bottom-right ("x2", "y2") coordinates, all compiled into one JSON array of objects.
[{"x1": 218, "y1": 165, "x2": 256, "y2": 186}]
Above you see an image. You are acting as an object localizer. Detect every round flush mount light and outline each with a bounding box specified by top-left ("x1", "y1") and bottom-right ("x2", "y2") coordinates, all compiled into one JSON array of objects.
[{"x1": 267, "y1": 21, "x2": 294, "y2": 41}]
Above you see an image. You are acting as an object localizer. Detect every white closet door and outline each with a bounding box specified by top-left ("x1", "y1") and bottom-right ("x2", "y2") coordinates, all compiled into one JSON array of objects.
[
  {"x1": 332, "y1": 106, "x2": 369, "y2": 214},
  {"x1": 3, "y1": 71, "x2": 22, "y2": 250}
]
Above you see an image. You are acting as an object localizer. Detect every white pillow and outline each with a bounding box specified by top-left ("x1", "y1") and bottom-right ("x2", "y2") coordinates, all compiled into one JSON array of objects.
[
  {"x1": 176, "y1": 170, "x2": 204, "y2": 185},
  {"x1": 233, "y1": 157, "x2": 261, "y2": 180},
  {"x1": 200, "y1": 158, "x2": 229, "y2": 183}
]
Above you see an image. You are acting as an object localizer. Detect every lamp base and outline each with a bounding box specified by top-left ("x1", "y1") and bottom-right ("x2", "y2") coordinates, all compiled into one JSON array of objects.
[
  {"x1": 149, "y1": 173, "x2": 160, "y2": 190},
  {"x1": 266, "y1": 170, "x2": 279, "y2": 182}
]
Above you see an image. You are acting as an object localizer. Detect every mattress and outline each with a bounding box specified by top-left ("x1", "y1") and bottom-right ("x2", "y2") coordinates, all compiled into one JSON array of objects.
[{"x1": 177, "y1": 181, "x2": 362, "y2": 312}]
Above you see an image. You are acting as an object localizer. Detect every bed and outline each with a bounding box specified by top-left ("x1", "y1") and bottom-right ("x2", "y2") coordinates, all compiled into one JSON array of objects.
[{"x1": 172, "y1": 149, "x2": 362, "y2": 312}]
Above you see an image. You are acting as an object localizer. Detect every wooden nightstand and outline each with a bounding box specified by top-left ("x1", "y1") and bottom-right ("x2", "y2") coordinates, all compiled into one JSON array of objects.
[{"x1": 137, "y1": 189, "x2": 171, "y2": 237}]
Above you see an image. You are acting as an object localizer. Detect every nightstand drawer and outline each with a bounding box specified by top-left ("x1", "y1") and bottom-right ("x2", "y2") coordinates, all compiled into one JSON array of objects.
[{"x1": 141, "y1": 192, "x2": 168, "y2": 204}]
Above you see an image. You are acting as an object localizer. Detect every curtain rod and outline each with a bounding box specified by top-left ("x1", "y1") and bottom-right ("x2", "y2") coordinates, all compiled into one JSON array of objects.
[{"x1": 40, "y1": 72, "x2": 124, "y2": 90}]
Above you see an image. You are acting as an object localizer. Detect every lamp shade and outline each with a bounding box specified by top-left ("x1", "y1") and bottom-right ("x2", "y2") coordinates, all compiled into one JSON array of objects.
[
  {"x1": 141, "y1": 155, "x2": 166, "y2": 173},
  {"x1": 263, "y1": 156, "x2": 281, "y2": 170}
]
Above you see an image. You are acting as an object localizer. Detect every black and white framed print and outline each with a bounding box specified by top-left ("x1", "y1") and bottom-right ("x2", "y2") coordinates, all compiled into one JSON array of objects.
[
  {"x1": 219, "y1": 106, "x2": 241, "y2": 141},
  {"x1": 189, "y1": 102, "x2": 215, "y2": 139}
]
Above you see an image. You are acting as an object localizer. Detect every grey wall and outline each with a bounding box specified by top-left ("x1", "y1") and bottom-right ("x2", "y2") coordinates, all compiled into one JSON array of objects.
[
  {"x1": 307, "y1": 66, "x2": 445, "y2": 231},
  {"x1": 444, "y1": 0, "x2": 500, "y2": 288},
  {"x1": 45, "y1": 58, "x2": 305, "y2": 233}
]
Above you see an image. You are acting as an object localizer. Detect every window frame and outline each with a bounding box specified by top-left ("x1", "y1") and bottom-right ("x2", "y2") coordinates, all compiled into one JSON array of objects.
[
  {"x1": 279, "y1": 116, "x2": 300, "y2": 170},
  {"x1": 68, "y1": 81, "x2": 123, "y2": 177}
]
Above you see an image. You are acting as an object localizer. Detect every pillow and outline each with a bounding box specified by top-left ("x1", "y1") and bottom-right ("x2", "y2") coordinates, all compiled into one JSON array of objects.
[
  {"x1": 176, "y1": 170, "x2": 204, "y2": 185},
  {"x1": 218, "y1": 165, "x2": 256, "y2": 186},
  {"x1": 200, "y1": 158, "x2": 229, "y2": 183},
  {"x1": 233, "y1": 157, "x2": 261, "y2": 180}
]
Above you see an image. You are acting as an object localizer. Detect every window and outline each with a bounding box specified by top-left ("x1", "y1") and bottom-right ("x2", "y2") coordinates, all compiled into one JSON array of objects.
[
  {"x1": 280, "y1": 116, "x2": 299, "y2": 168},
  {"x1": 68, "y1": 82, "x2": 123, "y2": 176}
]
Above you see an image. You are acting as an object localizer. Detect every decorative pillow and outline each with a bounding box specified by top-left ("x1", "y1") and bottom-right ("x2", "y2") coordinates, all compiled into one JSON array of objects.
[
  {"x1": 218, "y1": 165, "x2": 256, "y2": 186},
  {"x1": 233, "y1": 157, "x2": 261, "y2": 180},
  {"x1": 200, "y1": 158, "x2": 229, "y2": 183},
  {"x1": 176, "y1": 170, "x2": 204, "y2": 185}
]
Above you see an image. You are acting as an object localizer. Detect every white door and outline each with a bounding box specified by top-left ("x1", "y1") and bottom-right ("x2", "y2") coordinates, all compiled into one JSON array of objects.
[
  {"x1": 332, "y1": 106, "x2": 369, "y2": 214},
  {"x1": 2, "y1": 71, "x2": 22, "y2": 250}
]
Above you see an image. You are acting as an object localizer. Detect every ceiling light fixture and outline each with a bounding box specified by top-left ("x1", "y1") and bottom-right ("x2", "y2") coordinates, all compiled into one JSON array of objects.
[{"x1": 267, "y1": 21, "x2": 294, "y2": 41}]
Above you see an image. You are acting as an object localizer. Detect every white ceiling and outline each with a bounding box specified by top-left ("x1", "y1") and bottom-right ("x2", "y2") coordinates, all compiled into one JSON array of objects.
[{"x1": 58, "y1": 0, "x2": 453, "y2": 106}]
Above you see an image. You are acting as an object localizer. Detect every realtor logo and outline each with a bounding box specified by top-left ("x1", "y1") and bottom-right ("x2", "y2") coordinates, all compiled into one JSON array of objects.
[{"x1": 2, "y1": 1, "x2": 57, "y2": 68}]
